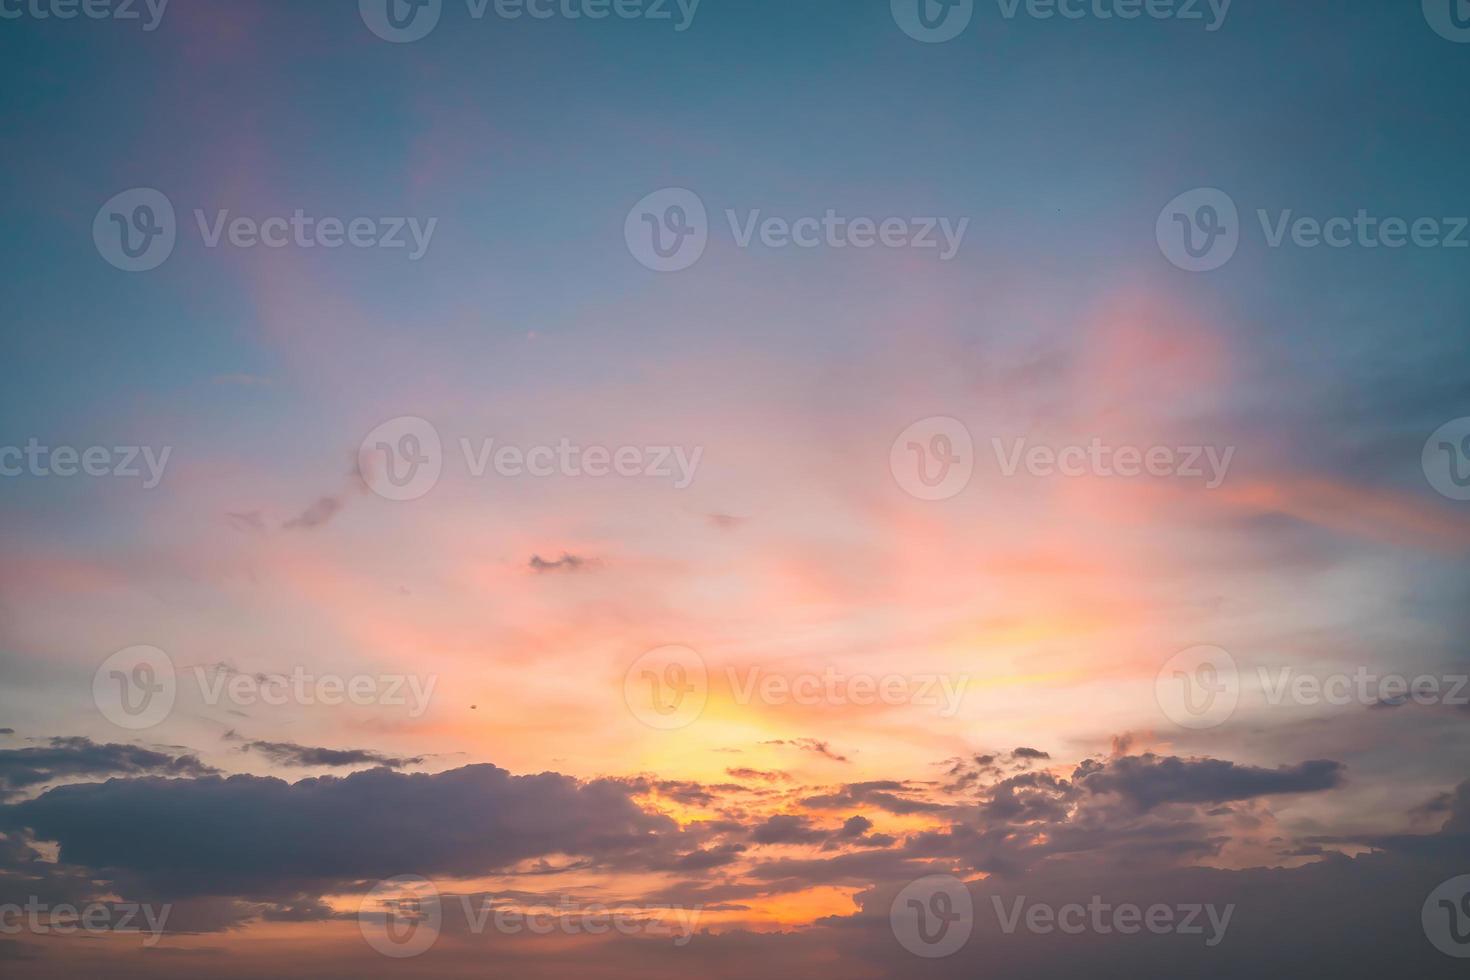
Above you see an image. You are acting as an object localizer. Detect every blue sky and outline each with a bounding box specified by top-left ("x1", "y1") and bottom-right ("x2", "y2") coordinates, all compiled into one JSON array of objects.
[{"x1": 1, "y1": 1, "x2": 1469, "y2": 976}]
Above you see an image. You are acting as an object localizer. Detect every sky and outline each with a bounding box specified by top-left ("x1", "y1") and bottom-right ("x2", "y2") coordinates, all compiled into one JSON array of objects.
[{"x1": 1, "y1": 0, "x2": 1469, "y2": 976}]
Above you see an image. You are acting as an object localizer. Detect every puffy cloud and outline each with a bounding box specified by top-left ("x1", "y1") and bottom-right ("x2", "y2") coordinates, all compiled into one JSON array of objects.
[
  {"x1": 528, "y1": 553, "x2": 593, "y2": 573},
  {"x1": 281, "y1": 495, "x2": 344, "y2": 531},
  {"x1": 1011, "y1": 747, "x2": 1051, "y2": 761},
  {"x1": 1076, "y1": 755, "x2": 1344, "y2": 812},
  {"x1": 0, "y1": 738, "x2": 218, "y2": 802},
  {"x1": 725, "y1": 768, "x2": 790, "y2": 783},
  {"x1": 761, "y1": 739, "x2": 850, "y2": 763},
  {"x1": 802, "y1": 781, "x2": 947, "y2": 815},
  {"x1": 0, "y1": 764, "x2": 677, "y2": 901},
  {"x1": 749, "y1": 815, "x2": 827, "y2": 846},
  {"x1": 227, "y1": 736, "x2": 424, "y2": 770}
]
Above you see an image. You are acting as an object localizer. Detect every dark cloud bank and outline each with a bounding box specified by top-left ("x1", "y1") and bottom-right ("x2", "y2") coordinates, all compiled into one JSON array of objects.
[{"x1": 0, "y1": 745, "x2": 1466, "y2": 977}]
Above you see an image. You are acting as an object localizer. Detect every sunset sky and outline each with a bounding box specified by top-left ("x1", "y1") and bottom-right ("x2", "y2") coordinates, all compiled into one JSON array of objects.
[{"x1": 2, "y1": 1, "x2": 1469, "y2": 976}]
